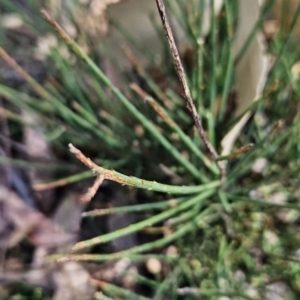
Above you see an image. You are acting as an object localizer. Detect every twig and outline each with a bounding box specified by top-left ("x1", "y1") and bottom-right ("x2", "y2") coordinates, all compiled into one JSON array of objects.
[
  {"x1": 33, "y1": 170, "x2": 92, "y2": 191},
  {"x1": 68, "y1": 143, "x2": 220, "y2": 194},
  {"x1": 80, "y1": 175, "x2": 105, "y2": 202},
  {"x1": 82, "y1": 198, "x2": 183, "y2": 218},
  {"x1": 69, "y1": 144, "x2": 104, "y2": 202},
  {"x1": 217, "y1": 143, "x2": 254, "y2": 161},
  {"x1": 155, "y1": 0, "x2": 226, "y2": 181}
]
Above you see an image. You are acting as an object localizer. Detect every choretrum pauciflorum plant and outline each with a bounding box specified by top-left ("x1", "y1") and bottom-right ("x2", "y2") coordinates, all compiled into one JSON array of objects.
[{"x1": 1, "y1": 0, "x2": 300, "y2": 298}]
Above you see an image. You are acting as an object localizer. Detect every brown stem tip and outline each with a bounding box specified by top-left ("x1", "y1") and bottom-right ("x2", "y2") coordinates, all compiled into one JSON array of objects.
[
  {"x1": 68, "y1": 143, "x2": 97, "y2": 170},
  {"x1": 68, "y1": 143, "x2": 80, "y2": 154}
]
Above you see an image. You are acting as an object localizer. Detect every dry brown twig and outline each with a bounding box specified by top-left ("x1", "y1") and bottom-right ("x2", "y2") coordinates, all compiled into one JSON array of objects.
[
  {"x1": 69, "y1": 143, "x2": 98, "y2": 170},
  {"x1": 80, "y1": 175, "x2": 105, "y2": 202},
  {"x1": 155, "y1": 0, "x2": 226, "y2": 181},
  {"x1": 69, "y1": 143, "x2": 105, "y2": 202}
]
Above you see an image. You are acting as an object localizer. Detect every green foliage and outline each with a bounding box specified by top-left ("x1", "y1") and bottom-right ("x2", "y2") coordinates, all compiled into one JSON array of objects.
[{"x1": 1, "y1": 0, "x2": 300, "y2": 299}]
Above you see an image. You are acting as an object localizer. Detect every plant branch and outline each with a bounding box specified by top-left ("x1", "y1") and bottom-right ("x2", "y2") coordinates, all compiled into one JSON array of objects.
[
  {"x1": 33, "y1": 170, "x2": 93, "y2": 191},
  {"x1": 155, "y1": 0, "x2": 226, "y2": 180},
  {"x1": 82, "y1": 198, "x2": 185, "y2": 218},
  {"x1": 80, "y1": 175, "x2": 105, "y2": 202},
  {"x1": 69, "y1": 143, "x2": 220, "y2": 195}
]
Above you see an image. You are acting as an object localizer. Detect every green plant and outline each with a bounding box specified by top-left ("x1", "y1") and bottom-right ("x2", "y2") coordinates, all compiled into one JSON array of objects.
[{"x1": 1, "y1": 0, "x2": 300, "y2": 299}]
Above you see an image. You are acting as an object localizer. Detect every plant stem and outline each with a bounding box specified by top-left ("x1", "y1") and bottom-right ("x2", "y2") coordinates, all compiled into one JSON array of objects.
[
  {"x1": 208, "y1": 0, "x2": 217, "y2": 147},
  {"x1": 69, "y1": 143, "x2": 220, "y2": 194},
  {"x1": 82, "y1": 197, "x2": 186, "y2": 218},
  {"x1": 33, "y1": 170, "x2": 93, "y2": 191},
  {"x1": 155, "y1": 0, "x2": 226, "y2": 181},
  {"x1": 72, "y1": 189, "x2": 215, "y2": 252},
  {"x1": 58, "y1": 205, "x2": 215, "y2": 260}
]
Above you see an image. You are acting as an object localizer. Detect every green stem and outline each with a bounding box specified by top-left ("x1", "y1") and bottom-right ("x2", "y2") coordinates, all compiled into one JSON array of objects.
[
  {"x1": 34, "y1": 170, "x2": 93, "y2": 191},
  {"x1": 82, "y1": 197, "x2": 187, "y2": 218},
  {"x1": 218, "y1": 42, "x2": 233, "y2": 122},
  {"x1": 94, "y1": 163, "x2": 220, "y2": 194},
  {"x1": 72, "y1": 189, "x2": 215, "y2": 251},
  {"x1": 208, "y1": 0, "x2": 217, "y2": 147},
  {"x1": 58, "y1": 206, "x2": 215, "y2": 261}
]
